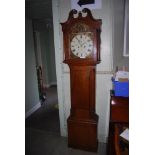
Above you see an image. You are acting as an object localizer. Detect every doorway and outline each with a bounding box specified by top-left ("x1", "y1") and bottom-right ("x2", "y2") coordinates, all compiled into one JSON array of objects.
[
  {"x1": 25, "y1": 0, "x2": 60, "y2": 134},
  {"x1": 33, "y1": 19, "x2": 57, "y2": 104}
]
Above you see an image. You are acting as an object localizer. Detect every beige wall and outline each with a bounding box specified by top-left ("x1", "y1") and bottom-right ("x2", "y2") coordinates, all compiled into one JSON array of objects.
[
  {"x1": 25, "y1": 18, "x2": 40, "y2": 115},
  {"x1": 112, "y1": 0, "x2": 129, "y2": 69},
  {"x1": 52, "y1": 0, "x2": 114, "y2": 142}
]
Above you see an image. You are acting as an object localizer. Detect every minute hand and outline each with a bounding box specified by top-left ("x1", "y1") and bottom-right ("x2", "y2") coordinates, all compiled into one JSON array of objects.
[{"x1": 81, "y1": 42, "x2": 86, "y2": 46}]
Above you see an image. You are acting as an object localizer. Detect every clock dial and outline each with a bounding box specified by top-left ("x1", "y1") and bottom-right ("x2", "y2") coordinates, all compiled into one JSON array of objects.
[{"x1": 71, "y1": 34, "x2": 93, "y2": 58}]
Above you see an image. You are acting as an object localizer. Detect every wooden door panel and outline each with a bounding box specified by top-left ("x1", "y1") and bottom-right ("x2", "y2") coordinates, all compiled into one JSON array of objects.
[{"x1": 71, "y1": 68, "x2": 90, "y2": 109}]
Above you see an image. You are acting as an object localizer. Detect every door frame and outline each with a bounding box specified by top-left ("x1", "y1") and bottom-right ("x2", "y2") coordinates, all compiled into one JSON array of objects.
[{"x1": 52, "y1": 0, "x2": 67, "y2": 137}]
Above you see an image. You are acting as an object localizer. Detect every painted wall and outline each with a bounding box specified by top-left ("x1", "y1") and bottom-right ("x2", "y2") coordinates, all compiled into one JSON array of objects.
[
  {"x1": 39, "y1": 30, "x2": 50, "y2": 85},
  {"x1": 52, "y1": 0, "x2": 114, "y2": 142},
  {"x1": 40, "y1": 29, "x2": 56, "y2": 86},
  {"x1": 25, "y1": 17, "x2": 40, "y2": 113},
  {"x1": 48, "y1": 28, "x2": 57, "y2": 84},
  {"x1": 112, "y1": 0, "x2": 129, "y2": 70},
  {"x1": 34, "y1": 21, "x2": 57, "y2": 86}
]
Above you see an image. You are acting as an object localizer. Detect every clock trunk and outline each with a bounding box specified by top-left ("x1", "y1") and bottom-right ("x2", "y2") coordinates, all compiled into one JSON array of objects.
[{"x1": 68, "y1": 65, "x2": 98, "y2": 152}]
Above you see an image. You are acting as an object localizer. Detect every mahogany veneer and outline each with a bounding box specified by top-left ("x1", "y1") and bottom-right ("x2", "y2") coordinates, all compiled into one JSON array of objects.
[{"x1": 107, "y1": 91, "x2": 129, "y2": 155}]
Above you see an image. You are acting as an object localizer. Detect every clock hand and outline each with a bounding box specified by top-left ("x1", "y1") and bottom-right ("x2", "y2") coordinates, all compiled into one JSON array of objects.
[
  {"x1": 76, "y1": 37, "x2": 81, "y2": 45},
  {"x1": 81, "y1": 43, "x2": 85, "y2": 46},
  {"x1": 81, "y1": 42, "x2": 87, "y2": 47}
]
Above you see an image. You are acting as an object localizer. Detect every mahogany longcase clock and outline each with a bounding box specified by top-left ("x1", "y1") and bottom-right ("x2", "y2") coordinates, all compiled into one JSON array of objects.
[{"x1": 61, "y1": 8, "x2": 102, "y2": 152}]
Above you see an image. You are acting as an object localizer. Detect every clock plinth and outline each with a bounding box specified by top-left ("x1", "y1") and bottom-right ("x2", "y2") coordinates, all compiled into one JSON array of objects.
[
  {"x1": 61, "y1": 8, "x2": 102, "y2": 152},
  {"x1": 68, "y1": 115, "x2": 98, "y2": 152}
]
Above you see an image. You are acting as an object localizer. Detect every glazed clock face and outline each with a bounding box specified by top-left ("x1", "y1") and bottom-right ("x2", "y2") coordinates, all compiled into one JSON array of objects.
[{"x1": 70, "y1": 34, "x2": 93, "y2": 58}]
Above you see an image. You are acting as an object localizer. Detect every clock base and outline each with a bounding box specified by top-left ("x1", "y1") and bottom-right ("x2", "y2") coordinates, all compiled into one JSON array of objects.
[{"x1": 67, "y1": 115, "x2": 98, "y2": 152}]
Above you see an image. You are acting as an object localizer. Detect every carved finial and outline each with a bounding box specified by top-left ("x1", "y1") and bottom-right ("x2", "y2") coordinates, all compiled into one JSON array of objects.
[
  {"x1": 82, "y1": 8, "x2": 93, "y2": 18},
  {"x1": 68, "y1": 9, "x2": 78, "y2": 20}
]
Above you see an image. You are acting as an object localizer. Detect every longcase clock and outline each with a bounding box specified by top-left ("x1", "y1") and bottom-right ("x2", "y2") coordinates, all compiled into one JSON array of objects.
[{"x1": 61, "y1": 8, "x2": 102, "y2": 152}]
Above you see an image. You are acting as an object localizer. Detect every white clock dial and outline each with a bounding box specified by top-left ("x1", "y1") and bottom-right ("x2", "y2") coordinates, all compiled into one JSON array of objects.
[{"x1": 71, "y1": 34, "x2": 93, "y2": 58}]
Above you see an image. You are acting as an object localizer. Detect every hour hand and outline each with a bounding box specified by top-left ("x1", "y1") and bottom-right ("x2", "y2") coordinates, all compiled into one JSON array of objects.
[{"x1": 76, "y1": 37, "x2": 81, "y2": 44}]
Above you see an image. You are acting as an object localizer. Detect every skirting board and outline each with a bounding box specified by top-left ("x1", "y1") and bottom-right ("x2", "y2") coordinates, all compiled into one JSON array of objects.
[
  {"x1": 61, "y1": 129, "x2": 108, "y2": 143},
  {"x1": 98, "y1": 134, "x2": 108, "y2": 143},
  {"x1": 25, "y1": 102, "x2": 41, "y2": 119},
  {"x1": 44, "y1": 82, "x2": 57, "y2": 88},
  {"x1": 50, "y1": 82, "x2": 57, "y2": 86}
]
